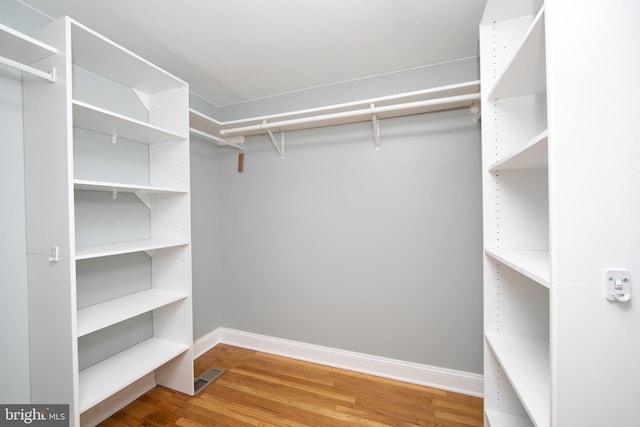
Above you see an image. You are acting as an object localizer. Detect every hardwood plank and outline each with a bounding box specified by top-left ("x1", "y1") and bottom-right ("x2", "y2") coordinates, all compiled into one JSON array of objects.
[{"x1": 100, "y1": 344, "x2": 483, "y2": 426}]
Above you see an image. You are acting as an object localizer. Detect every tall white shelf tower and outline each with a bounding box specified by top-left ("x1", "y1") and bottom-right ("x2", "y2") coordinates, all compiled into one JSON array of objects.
[
  {"x1": 480, "y1": 0, "x2": 640, "y2": 426},
  {"x1": 22, "y1": 17, "x2": 194, "y2": 426}
]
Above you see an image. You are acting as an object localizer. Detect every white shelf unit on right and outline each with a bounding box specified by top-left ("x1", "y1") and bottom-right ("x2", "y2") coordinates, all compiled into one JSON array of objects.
[
  {"x1": 480, "y1": 2, "x2": 549, "y2": 426},
  {"x1": 482, "y1": 0, "x2": 640, "y2": 425}
]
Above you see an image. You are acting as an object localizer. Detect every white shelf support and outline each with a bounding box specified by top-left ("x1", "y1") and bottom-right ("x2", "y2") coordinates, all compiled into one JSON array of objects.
[
  {"x1": 371, "y1": 104, "x2": 381, "y2": 151},
  {"x1": 134, "y1": 191, "x2": 153, "y2": 209},
  {"x1": 0, "y1": 55, "x2": 55, "y2": 82},
  {"x1": 189, "y1": 128, "x2": 244, "y2": 150},
  {"x1": 266, "y1": 124, "x2": 285, "y2": 159},
  {"x1": 133, "y1": 88, "x2": 151, "y2": 111}
]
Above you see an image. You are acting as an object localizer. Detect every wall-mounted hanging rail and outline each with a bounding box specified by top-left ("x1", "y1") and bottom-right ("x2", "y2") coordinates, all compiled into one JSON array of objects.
[
  {"x1": 189, "y1": 80, "x2": 481, "y2": 156},
  {"x1": 189, "y1": 128, "x2": 244, "y2": 150},
  {"x1": 219, "y1": 92, "x2": 481, "y2": 137},
  {"x1": 0, "y1": 23, "x2": 57, "y2": 82},
  {"x1": 0, "y1": 55, "x2": 55, "y2": 82}
]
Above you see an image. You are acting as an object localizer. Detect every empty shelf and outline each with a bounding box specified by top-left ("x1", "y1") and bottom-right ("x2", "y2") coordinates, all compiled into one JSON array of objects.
[
  {"x1": 485, "y1": 248, "x2": 550, "y2": 288},
  {"x1": 79, "y1": 337, "x2": 189, "y2": 412},
  {"x1": 77, "y1": 289, "x2": 188, "y2": 337}
]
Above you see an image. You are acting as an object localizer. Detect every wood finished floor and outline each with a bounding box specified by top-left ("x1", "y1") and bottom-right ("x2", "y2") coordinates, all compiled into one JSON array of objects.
[{"x1": 100, "y1": 344, "x2": 483, "y2": 427}]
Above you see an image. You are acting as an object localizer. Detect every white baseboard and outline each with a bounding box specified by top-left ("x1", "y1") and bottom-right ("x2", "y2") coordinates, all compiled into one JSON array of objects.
[{"x1": 193, "y1": 327, "x2": 483, "y2": 397}]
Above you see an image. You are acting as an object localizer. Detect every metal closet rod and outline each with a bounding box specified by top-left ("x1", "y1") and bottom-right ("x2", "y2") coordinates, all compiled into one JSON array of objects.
[
  {"x1": 219, "y1": 92, "x2": 481, "y2": 136},
  {"x1": 0, "y1": 55, "x2": 55, "y2": 82},
  {"x1": 189, "y1": 127, "x2": 244, "y2": 150}
]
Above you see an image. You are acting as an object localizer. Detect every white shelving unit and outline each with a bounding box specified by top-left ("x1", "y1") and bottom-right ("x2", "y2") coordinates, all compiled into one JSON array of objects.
[
  {"x1": 481, "y1": 1, "x2": 640, "y2": 425},
  {"x1": 480, "y1": 2, "x2": 549, "y2": 426},
  {"x1": 22, "y1": 17, "x2": 193, "y2": 427}
]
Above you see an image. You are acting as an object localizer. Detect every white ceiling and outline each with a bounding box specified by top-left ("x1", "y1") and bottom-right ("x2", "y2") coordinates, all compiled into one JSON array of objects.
[{"x1": 20, "y1": 0, "x2": 487, "y2": 106}]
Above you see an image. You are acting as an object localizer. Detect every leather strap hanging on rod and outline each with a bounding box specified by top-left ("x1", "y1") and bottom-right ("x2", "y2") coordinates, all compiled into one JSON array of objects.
[{"x1": 237, "y1": 152, "x2": 244, "y2": 173}]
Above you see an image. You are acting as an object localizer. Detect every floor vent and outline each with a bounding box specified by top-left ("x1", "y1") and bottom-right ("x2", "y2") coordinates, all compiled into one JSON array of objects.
[{"x1": 194, "y1": 367, "x2": 225, "y2": 394}]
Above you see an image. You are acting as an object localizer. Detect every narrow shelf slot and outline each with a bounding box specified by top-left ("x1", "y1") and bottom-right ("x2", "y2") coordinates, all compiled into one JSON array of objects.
[
  {"x1": 489, "y1": 6, "x2": 546, "y2": 100},
  {"x1": 75, "y1": 239, "x2": 189, "y2": 260},
  {"x1": 77, "y1": 289, "x2": 188, "y2": 337},
  {"x1": 489, "y1": 130, "x2": 548, "y2": 172},
  {"x1": 486, "y1": 333, "x2": 549, "y2": 427},
  {"x1": 0, "y1": 22, "x2": 57, "y2": 65},
  {"x1": 74, "y1": 179, "x2": 187, "y2": 194},
  {"x1": 486, "y1": 409, "x2": 534, "y2": 427},
  {"x1": 73, "y1": 100, "x2": 185, "y2": 143},
  {"x1": 78, "y1": 337, "x2": 189, "y2": 412},
  {"x1": 485, "y1": 248, "x2": 550, "y2": 288}
]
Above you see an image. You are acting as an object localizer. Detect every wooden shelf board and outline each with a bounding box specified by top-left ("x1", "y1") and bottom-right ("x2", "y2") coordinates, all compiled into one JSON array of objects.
[
  {"x1": 77, "y1": 289, "x2": 188, "y2": 337},
  {"x1": 489, "y1": 6, "x2": 546, "y2": 100},
  {"x1": 0, "y1": 23, "x2": 57, "y2": 65},
  {"x1": 489, "y1": 130, "x2": 548, "y2": 171},
  {"x1": 69, "y1": 19, "x2": 185, "y2": 94},
  {"x1": 79, "y1": 337, "x2": 189, "y2": 412},
  {"x1": 73, "y1": 100, "x2": 185, "y2": 143},
  {"x1": 485, "y1": 248, "x2": 550, "y2": 288},
  {"x1": 75, "y1": 239, "x2": 189, "y2": 260},
  {"x1": 486, "y1": 333, "x2": 550, "y2": 427},
  {"x1": 486, "y1": 409, "x2": 534, "y2": 427},
  {"x1": 74, "y1": 179, "x2": 187, "y2": 194}
]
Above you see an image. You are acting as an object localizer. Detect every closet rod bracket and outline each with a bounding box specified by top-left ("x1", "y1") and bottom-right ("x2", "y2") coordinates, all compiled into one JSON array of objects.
[
  {"x1": 371, "y1": 104, "x2": 380, "y2": 151},
  {"x1": 266, "y1": 122, "x2": 285, "y2": 159}
]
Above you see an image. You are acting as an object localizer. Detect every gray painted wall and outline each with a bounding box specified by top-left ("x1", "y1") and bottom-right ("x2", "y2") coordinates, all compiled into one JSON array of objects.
[
  {"x1": 215, "y1": 109, "x2": 483, "y2": 373},
  {"x1": 190, "y1": 138, "x2": 224, "y2": 339}
]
